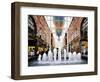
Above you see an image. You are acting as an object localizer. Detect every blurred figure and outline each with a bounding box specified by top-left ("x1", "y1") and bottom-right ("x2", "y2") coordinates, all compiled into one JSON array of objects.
[{"x1": 30, "y1": 48, "x2": 35, "y2": 56}]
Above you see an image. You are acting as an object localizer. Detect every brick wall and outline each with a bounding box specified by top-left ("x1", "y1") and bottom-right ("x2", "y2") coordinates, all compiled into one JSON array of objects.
[
  {"x1": 67, "y1": 17, "x2": 83, "y2": 43},
  {"x1": 33, "y1": 16, "x2": 52, "y2": 48},
  {"x1": 67, "y1": 17, "x2": 84, "y2": 52}
]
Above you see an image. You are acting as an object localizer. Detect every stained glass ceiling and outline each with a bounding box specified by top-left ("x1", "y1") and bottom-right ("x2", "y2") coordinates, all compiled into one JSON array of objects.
[
  {"x1": 45, "y1": 16, "x2": 73, "y2": 33},
  {"x1": 45, "y1": 16, "x2": 73, "y2": 48}
]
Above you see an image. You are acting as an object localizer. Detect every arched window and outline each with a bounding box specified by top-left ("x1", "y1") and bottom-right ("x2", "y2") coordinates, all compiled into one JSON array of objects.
[
  {"x1": 80, "y1": 18, "x2": 88, "y2": 60},
  {"x1": 81, "y1": 18, "x2": 88, "y2": 40}
]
